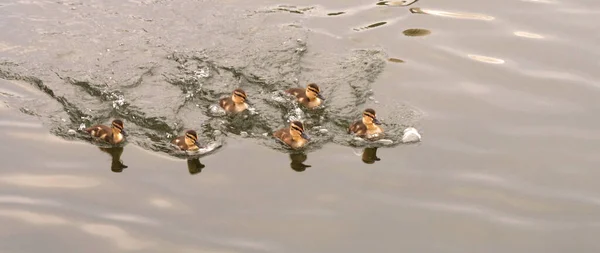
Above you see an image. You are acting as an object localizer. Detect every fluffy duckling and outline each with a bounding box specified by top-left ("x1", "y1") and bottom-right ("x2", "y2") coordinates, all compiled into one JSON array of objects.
[
  {"x1": 85, "y1": 119, "x2": 127, "y2": 144},
  {"x1": 285, "y1": 83, "x2": 325, "y2": 109},
  {"x1": 348, "y1": 108, "x2": 384, "y2": 138},
  {"x1": 219, "y1": 88, "x2": 249, "y2": 113},
  {"x1": 273, "y1": 121, "x2": 311, "y2": 149},
  {"x1": 172, "y1": 130, "x2": 201, "y2": 151}
]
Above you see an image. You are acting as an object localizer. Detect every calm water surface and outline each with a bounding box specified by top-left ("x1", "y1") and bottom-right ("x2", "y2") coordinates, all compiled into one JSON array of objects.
[{"x1": 1, "y1": 0, "x2": 600, "y2": 252}]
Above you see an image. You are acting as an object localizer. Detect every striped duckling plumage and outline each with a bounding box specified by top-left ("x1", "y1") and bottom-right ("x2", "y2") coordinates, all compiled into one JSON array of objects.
[
  {"x1": 219, "y1": 88, "x2": 249, "y2": 113},
  {"x1": 85, "y1": 119, "x2": 127, "y2": 145},
  {"x1": 348, "y1": 108, "x2": 384, "y2": 138},
  {"x1": 285, "y1": 83, "x2": 325, "y2": 109},
  {"x1": 172, "y1": 130, "x2": 201, "y2": 151},
  {"x1": 273, "y1": 121, "x2": 311, "y2": 149}
]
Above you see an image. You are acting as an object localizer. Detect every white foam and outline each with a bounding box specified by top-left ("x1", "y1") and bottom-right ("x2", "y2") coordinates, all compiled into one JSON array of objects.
[{"x1": 402, "y1": 127, "x2": 422, "y2": 143}]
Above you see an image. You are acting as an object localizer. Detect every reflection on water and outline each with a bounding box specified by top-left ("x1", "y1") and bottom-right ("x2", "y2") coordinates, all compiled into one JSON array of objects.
[
  {"x1": 289, "y1": 153, "x2": 311, "y2": 172},
  {"x1": 186, "y1": 158, "x2": 205, "y2": 175},
  {"x1": 0, "y1": 174, "x2": 100, "y2": 188},
  {"x1": 361, "y1": 147, "x2": 381, "y2": 164},
  {"x1": 514, "y1": 31, "x2": 544, "y2": 39},
  {"x1": 409, "y1": 8, "x2": 495, "y2": 21},
  {"x1": 468, "y1": 54, "x2": 506, "y2": 64},
  {"x1": 98, "y1": 147, "x2": 128, "y2": 173}
]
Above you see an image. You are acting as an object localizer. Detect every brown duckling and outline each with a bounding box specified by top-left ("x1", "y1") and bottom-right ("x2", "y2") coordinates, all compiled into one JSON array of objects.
[
  {"x1": 273, "y1": 121, "x2": 311, "y2": 149},
  {"x1": 285, "y1": 83, "x2": 325, "y2": 109},
  {"x1": 348, "y1": 108, "x2": 384, "y2": 138},
  {"x1": 172, "y1": 130, "x2": 201, "y2": 151},
  {"x1": 219, "y1": 88, "x2": 249, "y2": 113},
  {"x1": 85, "y1": 119, "x2": 127, "y2": 144}
]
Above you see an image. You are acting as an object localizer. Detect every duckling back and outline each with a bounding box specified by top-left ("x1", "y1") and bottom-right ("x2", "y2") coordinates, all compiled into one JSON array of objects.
[
  {"x1": 172, "y1": 136, "x2": 198, "y2": 151},
  {"x1": 85, "y1": 124, "x2": 114, "y2": 143}
]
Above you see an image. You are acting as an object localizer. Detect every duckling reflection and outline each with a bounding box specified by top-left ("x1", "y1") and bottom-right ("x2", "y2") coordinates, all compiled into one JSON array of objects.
[
  {"x1": 98, "y1": 147, "x2": 128, "y2": 173},
  {"x1": 285, "y1": 83, "x2": 325, "y2": 109},
  {"x1": 361, "y1": 147, "x2": 381, "y2": 164},
  {"x1": 85, "y1": 119, "x2": 127, "y2": 144},
  {"x1": 289, "y1": 152, "x2": 311, "y2": 172},
  {"x1": 187, "y1": 158, "x2": 205, "y2": 175}
]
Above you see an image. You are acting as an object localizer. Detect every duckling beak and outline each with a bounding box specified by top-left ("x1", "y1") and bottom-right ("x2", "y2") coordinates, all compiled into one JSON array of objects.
[
  {"x1": 317, "y1": 93, "x2": 325, "y2": 100},
  {"x1": 194, "y1": 140, "x2": 201, "y2": 148},
  {"x1": 121, "y1": 129, "x2": 128, "y2": 136},
  {"x1": 301, "y1": 132, "x2": 311, "y2": 141},
  {"x1": 373, "y1": 118, "x2": 382, "y2": 125}
]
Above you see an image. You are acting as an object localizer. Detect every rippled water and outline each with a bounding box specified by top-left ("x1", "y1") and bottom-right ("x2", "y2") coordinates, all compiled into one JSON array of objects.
[{"x1": 2, "y1": 0, "x2": 600, "y2": 252}]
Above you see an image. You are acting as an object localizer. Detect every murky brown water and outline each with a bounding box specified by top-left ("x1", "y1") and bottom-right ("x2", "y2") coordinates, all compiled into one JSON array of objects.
[{"x1": 2, "y1": 0, "x2": 600, "y2": 252}]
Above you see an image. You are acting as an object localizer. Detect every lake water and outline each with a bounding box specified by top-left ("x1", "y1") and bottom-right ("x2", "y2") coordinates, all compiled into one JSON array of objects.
[{"x1": 1, "y1": 0, "x2": 600, "y2": 252}]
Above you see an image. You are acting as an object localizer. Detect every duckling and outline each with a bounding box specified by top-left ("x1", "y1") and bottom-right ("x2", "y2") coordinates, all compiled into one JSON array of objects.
[
  {"x1": 285, "y1": 83, "x2": 325, "y2": 109},
  {"x1": 273, "y1": 121, "x2": 311, "y2": 149},
  {"x1": 348, "y1": 108, "x2": 384, "y2": 138},
  {"x1": 219, "y1": 88, "x2": 249, "y2": 113},
  {"x1": 85, "y1": 119, "x2": 127, "y2": 144},
  {"x1": 172, "y1": 130, "x2": 201, "y2": 151}
]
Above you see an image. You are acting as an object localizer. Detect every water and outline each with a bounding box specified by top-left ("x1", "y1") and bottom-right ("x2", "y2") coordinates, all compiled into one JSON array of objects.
[{"x1": 1, "y1": 0, "x2": 600, "y2": 252}]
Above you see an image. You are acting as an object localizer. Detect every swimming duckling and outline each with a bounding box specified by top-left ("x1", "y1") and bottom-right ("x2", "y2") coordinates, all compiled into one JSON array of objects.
[
  {"x1": 285, "y1": 83, "x2": 325, "y2": 109},
  {"x1": 172, "y1": 130, "x2": 201, "y2": 151},
  {"x1": 85, "y1": 119, "x2": 127, "y2": 144},
  {"x1": 219, "y1": 88, "x2": 249, "y2": 113},
  {"x1": 273, "y1": 121, "x2": 311, "y2": 149},
  {"x1": 348, "y1": 108, "x2": 384, "y2": 138}
]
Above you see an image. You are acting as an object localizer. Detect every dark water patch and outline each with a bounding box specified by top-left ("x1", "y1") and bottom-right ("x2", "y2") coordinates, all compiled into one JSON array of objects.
[
  {"x1": 258, "y1": 5, "x2": 315, "y2": 15},
  {"x1": 327, "y1": 12, "x2": 346, "y2": 16},
  {"x1": 388, "y1": 58, "x2": 405, "y2": 63},
  {"x1": 377, "y1": 0, "x2": 420, "y2": 7},
  {"x1": 354, "y1": 21, "x2": 388, "y2": 31},
  {"x1": 403, "y1": 28, "x2": 431, "y2": 37}
]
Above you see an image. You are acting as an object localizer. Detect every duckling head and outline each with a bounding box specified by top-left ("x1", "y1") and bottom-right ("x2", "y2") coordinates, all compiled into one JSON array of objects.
[
  {"x1": 290, "y1": 121, "x2": 311, "y2": 141},
  {"x1": 111, "y1": 119, "x2": 127, "y2": 136},
  {"x1": 185, "y1": 130, "x2": 200, "y2": 148},
  {"x1": 362, "y1": 108, "x2": 382, "y2": 125},
  {"x1": 305, "y1": 83, "x2": 325, "y2": 100},
  {"x1": 231, "y1": 88, "x2": 248, "y2": 104}
]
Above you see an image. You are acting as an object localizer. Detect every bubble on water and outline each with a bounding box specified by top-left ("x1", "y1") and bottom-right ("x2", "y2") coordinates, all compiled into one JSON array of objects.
[
  {"x1": 247, "y1": 107, "x2": 258, "y2": 115},
  {"x1": 185, "y1": 91, "x2": 194, "y2": 99},
  {"x1": 195, "y1": 66, "x2": 210, "y2": 78},
  {"x1": 402, "y1": 127, "x2": 421, "y2": 143},
  {"x1": 271, "y1": 91, "x2": 289, "y2": 103},
  {"x1": 111, "y1": 94, "x2": 125, "y2": 109},
  {"x1": 262, "y1": 133, "x2": 268, "y2": 137},
  {"x1": 78, "y1": 123, "x2": 86, "y2": 130},
  {"x1": 240, "y1": 131, "x2": 249, "y2": 137},
  {"x1": 208, "y1": 104, "x2": 226, "y2": 117},
  {"x1": 213, "y1": 130, "x2": 222, "y2": 136},
  {"x1": 67, "y1": 129, "x2": 76, "y2": 135},
  {"x1": 319, "y1": 129, "x2": 329, "y2": 134},
  {"x1": 286, "y1": 107, "x2": 305, "y2": 122},
  {"x1": 376, "y1": 139, "x2": 394, "y2": 145}
]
